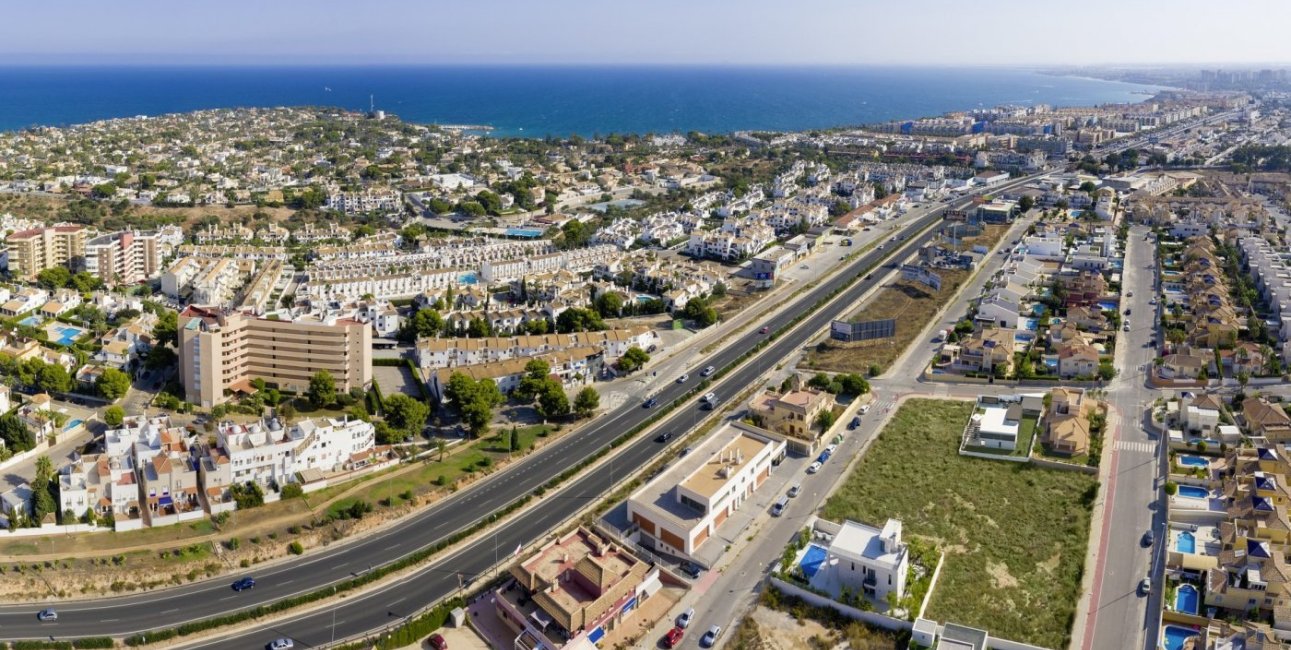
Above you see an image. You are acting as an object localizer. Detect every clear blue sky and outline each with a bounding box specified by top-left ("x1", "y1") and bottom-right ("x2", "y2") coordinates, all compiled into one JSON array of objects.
[{"x1": 1, "y1": 0, "x2": 1287, "y2": 66}]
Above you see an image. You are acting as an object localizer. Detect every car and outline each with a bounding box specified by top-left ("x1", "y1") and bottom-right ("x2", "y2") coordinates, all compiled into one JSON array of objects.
[
  {"x1": 643, "y1": 398, "x2": 658, "y2": 409},
  {"x1": 1142, "y1": 530, "x2": 1155, "y2": 547},
  {"x1": 864, "y1": 273, "x2": 873, "y2": 280},
  {"x1": 800, "y1": 264, "x2": 809, "y2": 270},
  {"x1": 663, "y1": 627, "x2": 685, "y2": 648},
  {"x1": 807, "y1": 461, "x2": 822, "y2": 474},
  {"x1": 877, "y1": 244, "x2": 885, "y2": 250},
  {"x1": 817, "y1": 451, "x2": 831, "y2": 463},
  {"x1": 1127, "y1": 291, "x2": 1134, "y2": 297},
  {"x1": 848, "y1": 416, "x2": 860, "y2": 430},
  {"x1": 232, "y1": 577, "x2": 256, "y2": 591},
  {"x1": 1138, "y1": 577, "x2": 1152, "y2": 596},
  {"x1": 428, "y1": 634, "x2": 448, "y2": 650},
  {"x1": 676, "y1": 373, "x2": 689, "y2": 384},
  {"x1": 759, "y1": 326, "x2": 769, "y2": 334},
  {"x1": 677, "y1": 608, "x2": 696, "y2": 629},
  {"x1": 863, "y1": 226, "x2": 872, "y2": 231},
  {"x1": 788, "y1": 483, "x2": 801, "y2": 497},
  {"x1": 700, "y1": 625, "x2": 723, "y2": 648},
  {"x1": 680, "y1": 562, "x2": 703, "y2": 579},
  {"x1": 679, "y1": 447, "x2": 692, "y2": 457},
  {"x1": 37, "y1": 608, "x2": 57, "y2": 622},
  {"x1": 654, "y1": 432, "x2": 674, "y2": 443},
  {"x1": 700, "y1": 366, "x2": 716, "y2": 377},
  {"x1": 268, "y1": 640, "x2": 295, "y2": 650},
  {"x1": 839, "y1": 255, "x2": 846, "y2": 260},
  {"x1": 1149, "y1": 297, "x2": 1158, "y2": 305},
  {"x1": 825, "y1": 444, "x2": 838, "y2": 455},
  {"x1": 859, "y1": 404, "x2": 871, "y2": 415},
  {"x1": 1123, "y1": 322, "x2": 1131, "y2": 332}
]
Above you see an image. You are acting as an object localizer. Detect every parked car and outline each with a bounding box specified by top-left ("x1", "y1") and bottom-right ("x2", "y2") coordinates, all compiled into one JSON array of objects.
[
  {"x1": 1127, "y1": 291, "x2": 1134, "y2": 297},
  {"x1": 654, "y1": 432, "x2": 674, "y2": 443},
  {"x1": 680, "y1": 563, "x2": 703, "y2": 579},
  {"x1": 807, "y1": 461, "x2": 822, "y2": 474},
  {"x1": 788, "y1": 483, "x2": 801, "y2": 497},
  {"x1": 268, "y1": 640, "x2": 295, "y2": 650},
  {"x1": 663, "y1": 627, "x2": 685, "y2": 648},
  {"x1": 1138, "y1": 577, "x2": 1152, "y2": 596},
  {"x1": 825, "y1": 444, "x2": 838, "y2": 455},
  {"x1": 37, "y1": 608, "x2": 57, "y2": 622},
  {"x1": 1142, "y1": 529, "x2": 1155, "y2": 547},
  {"x1": 859, "y1": 404, "x2": 871, "y2": 415},
  {"x1": 1124, "y1": 308, "x2": 1132, "y2": 316},
  {"x1": 677, "y1": 608, "x2": 695, "y2": 628},
  {"x1": 700, "y1": 366, "x2": 716, "y2": 377},
  {"x1": 232, "y1": 577, "x2": 256, "y2": 591},
  {"x1": 676, "y1": 373, "x2": 689, "y2": 384},
  {"x1": 428, "y1": 634, "x2": 448, "y2": 650},
  {"x1": 848, "y1": 416, "x2": 860, "y2": 430},
  {"x1": 700, "y1": 625, "x2": 723, "y2": 648},
  {"x1": 817, "y1": 451, "x2": 831, "y2": 463}
]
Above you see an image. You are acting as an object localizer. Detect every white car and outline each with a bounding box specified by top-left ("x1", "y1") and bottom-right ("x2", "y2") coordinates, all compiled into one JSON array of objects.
[
  {"x1": 859, "y1": 404, "x2": 871, "y2": 415},
  {"x1": 807, "y1": 461, "x2": 822, "y2": 474},
  {"x1": 825, "y1": 444, "x2": 838, "y2": 455},
  {"x1": 268, "y1": 640, "x2": 295, "y2": 650},
  {"x1": 700, "y1": 366, "x2": 716, "y2": 377},
  {"x1": 676, "y1": 374, "x2": 689, "y2": 384},
  {"x1": 677, "y1": 608, "x2": 695, "y2": 629}
]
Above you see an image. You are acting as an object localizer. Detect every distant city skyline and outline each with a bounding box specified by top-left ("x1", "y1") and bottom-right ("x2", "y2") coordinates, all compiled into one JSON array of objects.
[{"x1": 0, "y1": 0, "x2": 1287, "y2": 67}]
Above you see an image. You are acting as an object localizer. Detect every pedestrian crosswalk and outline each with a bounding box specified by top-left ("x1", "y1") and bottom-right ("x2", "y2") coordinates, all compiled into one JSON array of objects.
[
  {"x1": 603, "y1": 391, "x2": 628, "y2": 411},
  {"x1": 1114, "y1": 440, "x2": 1156, "y2": 454},
  {"x1": 871, "y1": 397, "x2": 896, "y2": 413}
]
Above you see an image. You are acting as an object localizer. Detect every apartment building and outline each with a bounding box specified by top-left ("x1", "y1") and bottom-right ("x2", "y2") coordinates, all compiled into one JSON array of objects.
[
  {"x1": 415, "y1": 326, "x2": 654, "y2": 370},
  {"x1": 84, "y1": 231, "x2": 162, "y2": 286},
  {"x1": 748, "y1": 388, "x2": 832, "y2": 453},
  {"x1": 213, "y1": 416, "x2": 377, "y2": 489},
  {"x1": 179, "y1": 306, "x2": 372, "y2": 407},
  {"x1": 4, "y1": 224, "x2": 87, "y2": 280},
  {"x1": 627, "y1": 423, "x2": 785, "y2": 562}
]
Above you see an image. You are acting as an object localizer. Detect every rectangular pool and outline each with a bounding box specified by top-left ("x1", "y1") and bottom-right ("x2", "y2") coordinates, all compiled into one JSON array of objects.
[
  {"x1": 1178, "y1": 455, "x2": 1209, "y2": 468},
  {"x1": 1177, "y1": 485, "x2": 1209, "y2": 499},
  {"x1": 1176, "y1": 531, "x2": 1196, "y2": 553},
  {"x1": 799, "y1": 544, "x2": 827, "y2": 579}
]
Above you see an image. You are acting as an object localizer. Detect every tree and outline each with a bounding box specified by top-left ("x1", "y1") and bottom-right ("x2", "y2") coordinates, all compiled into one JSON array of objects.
[
  {"x1": 230, "y1": 482, "x2": 265, "y2": 509},
  {"x1": 515, "y1": 359, "x2": 553, "y2": 402},
  {"x1": 144, "y1": 344, "x2": 177, "y2": 371},
  {"x1": 34, "y1": 455, "x2": 53, "y2": 484},
  {"x1": 103, "y1": 405, "x2": 125, "y2": 427},
  {"x1": 682, "y1": 297, "x2": 718, "y2": 328},
  {"x1": 837, "y1": 373, "x2": 870, "y2": 396},
  {"x1": 383, "y1": 393, "x2": 430, "y2": 440},
  {"x1": 556, "y1": 307, "x2": 605, "y2": 333},
  {"x1": 38, "y1": 364, "x2": 72, "y2": 394},
  {"x1": 1018, "y1": 195, "x2": 1035, "y2": 213},
  {"x1": 70, "y1": 272, "x2": 102, "y2": 293},
  {"x1": 594, "y1": 291, "x2": 625, "y2": 318},
  {"x1": 537, "y1": 382, "x2": 571, "y2": 420},
  {"x1": 308, "y1": 370, "x2": 336, "y2": 408},
  {"x1": 618, "y1": 346, "x2": 651, "y2": 372},
  {"x1": 466, "y1": 316, "x2": 492, "y2": 338},
  {"x1": 277, "y1": 401, "x2": 297, "y2": 422},
  {"x1": 152, "y1": 310, "x2": 179, "y2": 347},
  {"x1": 446, "y1": 373, "x2": 503, "y2": 438},
  {"x1": 96, "y1": 367, "x2": 131, "y2": 400},
  {"x1": 36, "y1": 266, "x2": 72, "y2": 290},
  {"x1": 815, "y1": 409, "x2": 836, "y2": 431},
  {"x1": 401, "y1": 308, "x2": 444, "y2": 342},
  {"x1": 574, "y1": 387, "x2": 600, "y2": 418}
]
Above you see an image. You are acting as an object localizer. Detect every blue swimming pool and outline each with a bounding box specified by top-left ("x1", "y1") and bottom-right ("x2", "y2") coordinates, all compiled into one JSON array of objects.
[
  {"x1": 504, "y1": 228, "x2": 544, "y2": 238},
  {"x1": 459, "y1": 272, "x2": 478, "y2": 285},
  {"x1": 1022, "y1": 318, "x2": 1039, "y2": 331},
  {"x1": 1178, "y1": 485, "x2": 1209, "y2": 499},
  {"x1": 1179, "y1": 455, "x2": 1209, "y2": 468},
  {"x1": 1163, "y1": 624, "x2": 1199, "y2": 650},
  {"x1": 635, "y1": 295, "x2": 654, "y2": 304},
  {"x1": 1032, "y1": 304, "x2": 1047, "y2": 316},
  {"x1": 1097, "y1": 300, "x2": 1118, "y2": 311},
  {"x1": 18, "y1": 316, "x2": 41, "y2": 327},
  {"x1": 1176, "y1": 531, "x2": 1196, "y2": 554},
  {"x1": 63, "y1": 418, "x2": 83, "y2": 432},
  {"x1": 800, "y1": 544, "x2": 827, "y2": 579},
  {"x1": 1044, "y1": 358, "x2": 1058, "y2": 369},
  {"x1": 53, "y1": 326, "x2": 85, "y2": 346},
  {"x1": 1176, "y1": 585, "x2": 1199, "y2": 615},
  {"x1": 1015, "y1": 332, "x2": 1035, "y2": 343}
]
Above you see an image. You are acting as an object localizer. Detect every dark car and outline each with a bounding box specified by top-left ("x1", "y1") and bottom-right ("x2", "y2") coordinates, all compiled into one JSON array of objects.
[
  {"x1": 759, "y1": 326, "x2": 769, "y2": 334},
  {"x1": 428, "y1": 634, "x2": 448, "y2": 650},
  {"x1": 848, "y1": 416, "x2": 860, "y2": 430},
  {"x1": 1142, "y1": 530, "x2": 1155, "y2": 547},
  {"x1": 643, "y1": 398, "x2": 658, "y2": 409},
  {"x1": 654, "y1": 432, "x2": 673, "y2": 443},
  {"x1": 680, "y1": 562, "x2": 703, "y2": 579},
  {"x1": 232, "y1": 577, "x2": 256, "y2": 591}
]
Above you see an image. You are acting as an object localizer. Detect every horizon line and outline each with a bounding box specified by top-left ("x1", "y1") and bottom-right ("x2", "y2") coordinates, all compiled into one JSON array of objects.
[{"x1": 0, "y1": 59, "x2": 1287, "y2": 69}]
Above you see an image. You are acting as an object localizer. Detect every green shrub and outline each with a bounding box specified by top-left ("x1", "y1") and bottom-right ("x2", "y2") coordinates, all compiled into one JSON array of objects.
[
  {"x1": 288, "y1": 541, "x2": 304, "y2": 555},
  {"x1": 280, "y1": 483, "x2": 304, "y2": 499}
]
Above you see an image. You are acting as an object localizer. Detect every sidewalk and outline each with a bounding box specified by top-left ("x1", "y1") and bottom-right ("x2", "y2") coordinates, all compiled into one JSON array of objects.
[{"x1": 1071, "y1": 402, "x2": 1121, "y2": 650}]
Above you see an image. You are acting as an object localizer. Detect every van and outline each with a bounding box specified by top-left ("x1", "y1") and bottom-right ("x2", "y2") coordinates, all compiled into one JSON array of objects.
[
  {"x1": 701, "y1": 392, "x2": 717, "y2": 409},
  {"x1": 770, "y1": 498, "x2": 788, "y2": 517}
]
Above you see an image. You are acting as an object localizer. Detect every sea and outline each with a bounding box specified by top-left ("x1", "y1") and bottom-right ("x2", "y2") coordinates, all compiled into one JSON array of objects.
[{"x1": 0, "y1": 65, "x2": 1164, "y2": 138}]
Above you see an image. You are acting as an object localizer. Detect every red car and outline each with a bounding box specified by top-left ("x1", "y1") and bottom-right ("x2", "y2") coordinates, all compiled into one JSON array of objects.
[
  {"x1": 428, "y1": 634, "x2": 447, "y2": 650},
  {"x1": 759, "y1": 326, "x2": 769, "y2": 334},
  {"x1": 663, "y1": 626, "x2": 685, "y2": 648}
]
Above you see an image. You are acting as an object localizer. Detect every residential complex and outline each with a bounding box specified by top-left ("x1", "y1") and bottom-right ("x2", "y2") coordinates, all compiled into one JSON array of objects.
[
  {"x1": 4, "y1": 224, "x2": 87, "y2": 279},
  {"x1": 84, "y1": 231, "x2": 162, "y2": 287},
  {"x1": 179, "y1": 306, "x2": 373, "y2": 407}
]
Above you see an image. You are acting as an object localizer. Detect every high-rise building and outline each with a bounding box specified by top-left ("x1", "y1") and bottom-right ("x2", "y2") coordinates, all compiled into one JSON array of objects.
[
  {"x1": 4, "y1": 224, "x2": 87, "y2": 280},
  {"x1": 85, "y1": 231, "x2": 162, "y2": 287},
  {"x1": 179, "y1": 306, "x2": 372, "y2": 408}
]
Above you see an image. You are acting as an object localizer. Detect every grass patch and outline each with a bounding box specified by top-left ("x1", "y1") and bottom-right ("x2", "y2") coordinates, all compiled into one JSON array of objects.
[{"x1": 820, "y1": 399, "x2": 1096, "y2": 648}]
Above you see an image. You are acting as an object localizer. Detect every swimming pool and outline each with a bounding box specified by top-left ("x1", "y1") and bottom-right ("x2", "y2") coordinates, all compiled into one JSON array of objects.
[
  {"x1": 18, "y1": 316, "x2": 42, "y2": 327},
  {"x1": 1032, "y1": 304, "x2": 1047, "y2": 316},
  {"x1": 800, "y1": 544, "x2": 827, "y2": 579},
  {"x1": 1097, "y1": 300, "x2": 1119, "y2": 311},
  {"x1": 52, "y1": 326, "x2": 85, "y2": 346},
  {"x1": 1043, "y1": 357, "x2": 1058, "y2": 370},
  {"x1": 635, "y1": 295, "x2": 654, "y2": 304},
  {"x1": 1177, "y1": 485, "x2": 1209, "y2": 499},
  {"x1": 1162, "y1": 624, "x2": 1199, "y2": 650},
  {"x1": 1179, "y1": 455, "x2": 1209, "y2": 468},
  {"x1": 504, "y1": 228, "x2": 544, "y2": 238},
  {"x1": 63, "y1": 418, "x2": 83, "y2": 432},
  {"x1": 1176, "y1": 531, "x2": 1196, "y2": 553},
  {"x1": 459, "y1": 272, "x2": 478, "y2": 285},
  {"x1": 1175, "y1": 584, "x2": 1199, "y2": 615},
  {"x1": 1022, "y1": 318, "x2": 1039, "y2": 331}
]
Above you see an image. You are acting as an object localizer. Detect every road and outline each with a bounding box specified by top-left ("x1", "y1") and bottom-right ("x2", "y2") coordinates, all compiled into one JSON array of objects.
[
  {"x1": 0, "y1": 175, "x2": 1043, "y2": 646},
  {"x1": 1083, "y1": 224, "x2": 1166, "y2": 650}
]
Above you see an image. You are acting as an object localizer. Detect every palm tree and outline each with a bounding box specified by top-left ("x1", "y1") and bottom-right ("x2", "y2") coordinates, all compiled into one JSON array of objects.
[{"x1": 34, "y1": 455, "x2": 53, "y2": 484}]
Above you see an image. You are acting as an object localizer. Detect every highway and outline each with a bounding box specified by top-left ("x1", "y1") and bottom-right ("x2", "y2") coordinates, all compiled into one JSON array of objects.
[{"x1": 0, "y1": 176, "x2": 1042, "y2": 647}]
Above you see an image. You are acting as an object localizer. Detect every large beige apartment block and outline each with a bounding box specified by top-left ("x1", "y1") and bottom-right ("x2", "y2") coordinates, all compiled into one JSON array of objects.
[
  {"x1": 179, "y1": 306, "x2": 372, "y2": 408},
  {"x1": 5, "y1": 224, "x2": 87, "y2": 280},
  {"x1": 85, "y1": 231, "x2": 162, "y2": 286}
]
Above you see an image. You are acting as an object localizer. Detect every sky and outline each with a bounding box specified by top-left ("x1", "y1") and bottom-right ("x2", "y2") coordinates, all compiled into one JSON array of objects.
[{"x1": 1, "y1": 0, "x2": 1288, "y2": 67}]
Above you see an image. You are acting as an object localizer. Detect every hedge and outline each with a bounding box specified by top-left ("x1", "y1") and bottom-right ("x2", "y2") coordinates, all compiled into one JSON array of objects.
[
  {"x1": 10, "y1": 639, "x2": 114, "y2": 650},
  {"x1": 333, "y1": 597, "x2": 464, "y2": 650},
  {"x1": 372, "y1": 357, "x2": 405, "y2": 367}
]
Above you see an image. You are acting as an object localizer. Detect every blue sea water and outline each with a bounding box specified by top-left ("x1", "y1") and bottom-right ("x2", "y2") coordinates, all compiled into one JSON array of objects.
[{"x1": 0, "y1": 65, "x2": 1164, "y2": 137}]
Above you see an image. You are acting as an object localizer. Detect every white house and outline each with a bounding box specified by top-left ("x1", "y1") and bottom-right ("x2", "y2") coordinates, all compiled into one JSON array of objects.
[{"x1": 804, "y1": 517, "x2": 910, "y2": 606}]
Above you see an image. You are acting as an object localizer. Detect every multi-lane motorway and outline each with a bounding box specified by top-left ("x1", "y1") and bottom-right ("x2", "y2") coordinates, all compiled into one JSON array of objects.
[{"x1": 0, "y1": 176, "x2": 1043, "y2": 648}]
